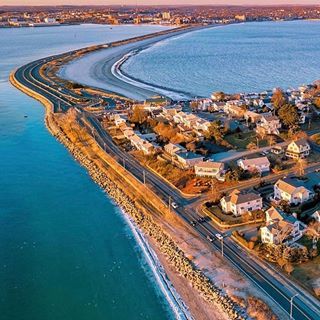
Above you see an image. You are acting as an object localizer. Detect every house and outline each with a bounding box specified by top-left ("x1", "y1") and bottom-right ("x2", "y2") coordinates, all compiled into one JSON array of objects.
[
  {"x1": 220, "y1": 189, "x2": 263, "y2": 216},
  {"x1": 260, "y1": 207, "x2": 305, "y2": 245},
  {"x1": 271, "y1": 146, "x2": 284, "y2": 155},
  {"x1": 274, "y1": 178, "x2": 314, "y2": 205},
  {"x1": 173, "y1": 112, "x2": 198, "y2": 128},
  {"x1": 311, "y1": 211, "x2": 320, "y2": 223},
  {"x1": 224, "y1": 102, "x2": 245, "y2": 117},
  {"x1": 244, "y1": 111, "x2": 262, "y2": 124},
  {"x1": 164, "y1": 143, "x2": 186, "y2": 156},
  {"x1": 128, "y1": 134, "x2": 154, "y2": 155},
  {"x1": 114, "y1": 114, "x2": 127, "y2": 126},
  {"x1": 195, "y1": 118, "x2": 211, "y2": 132},
  {"x1": 237, "y1": 157, "x2": 270, "y2": 174},
  {"x1": 285, "y1": 139, "x2": 311, "y2": 159},
  {"x1": 256, "y1": 113, "x2": 281, "y2": 136},
  {"x1": 123, "y1": 128, "x2": 134, "y2": 139},
  {"x1": 210, "y1": 102, "x2": 226, "y2": 112},
  {"x1": 194, "y1": 161, "x2": 225, "y2": 179},
  {"x1": 175, "y1": 151, "x2": 203, "y2": 169}
]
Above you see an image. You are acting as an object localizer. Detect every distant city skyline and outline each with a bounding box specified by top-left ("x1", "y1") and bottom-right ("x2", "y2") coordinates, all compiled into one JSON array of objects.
[{"x1": 1, "y1": 0, "x2": 320, "y2": 6}]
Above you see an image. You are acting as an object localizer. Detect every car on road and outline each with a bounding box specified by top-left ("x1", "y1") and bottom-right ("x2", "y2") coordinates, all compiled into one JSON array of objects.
[
  {"x1": 171, "y1": 202, "x2": 178, "y2": 209},
  {"x1": 197, "y1": 217, "x2": 206, "y2": 223},
  {"x1": 206, "y1": 235, "x2": 213, "y2": 242},
  {"x1": 215, "y1": 233, "x2": 223, "y2": 240},
  {"x1": 190, "y1": 220, "x2": 197, "y2": 227}
]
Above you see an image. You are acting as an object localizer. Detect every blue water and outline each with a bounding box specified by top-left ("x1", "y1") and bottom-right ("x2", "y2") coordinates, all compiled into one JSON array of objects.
[
  {"x1": 0, "y1": 24, "x2": 173, "y2": 320},
  {"x1": 122, "y1": 20, "x2": 320, "y2": 97}
]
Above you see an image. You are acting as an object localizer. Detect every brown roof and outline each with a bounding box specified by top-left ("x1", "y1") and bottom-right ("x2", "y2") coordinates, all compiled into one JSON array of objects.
[
  {"x1": 275, "y1": 179, "x2": 310, "y2": 195},
  {"x1": 195, "y1": 162, "x2": 224, "y2": 170},
  {"x1": 228, "y1": 189, "x2": 262, "y2": 205}
]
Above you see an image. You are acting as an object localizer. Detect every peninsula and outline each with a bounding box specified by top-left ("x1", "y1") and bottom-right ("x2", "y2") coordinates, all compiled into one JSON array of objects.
[{"x1": 10, "y1": 24, "x2": 320, "y2": 320}]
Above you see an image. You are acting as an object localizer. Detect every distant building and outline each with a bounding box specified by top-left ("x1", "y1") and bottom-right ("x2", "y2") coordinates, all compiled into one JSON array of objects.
[
  {"x1": 286, "y1": 139, "x2": 311, "y2": 159},
  {"x1": 44, "y1": 17, "x2": 56, "y2": 23},
  {"x1": 237, "y1": 157, "x2": 270, "y2": 174},
  {"x1": 220, "y1": 189, "x2": 263, "y2": 216},
  {"x1": 162, "y1": 12, "x2": 171, "y2": 20},
  {"x1": 194, "y1": 161, "x2": 225, "y2": 179},
  {"x1": 235, "y1": 15, "x2": 246, "y2": 21}
]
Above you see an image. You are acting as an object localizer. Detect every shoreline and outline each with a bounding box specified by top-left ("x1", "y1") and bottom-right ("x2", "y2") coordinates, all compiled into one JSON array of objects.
[
  {"x1": 58, "y1": 24, "x2": 214, "y2": 101},
  {"x1": 9, "y1": 71, "x2": 189, "y2": 319},
  {"x1": 10, "y1": 59, "x2": 246, "y2": 320},
  {"x1": 111, "y1": 48, "x2": 194, "y2": 100},
  {"x1": 119, "y1": 206, "x2": 192, "y2": 320}
]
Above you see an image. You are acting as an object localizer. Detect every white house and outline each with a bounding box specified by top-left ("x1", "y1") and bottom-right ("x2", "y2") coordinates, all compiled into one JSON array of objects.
[
  {"x1": 237, "y1": 157, "x2": 270, "y2": 174},
  {"x1": 311, "y1": 211, "x2": 320, "y2": 223},
  {"x1": 260, "y1": 207, "x2": 304, "y2": 245},
  {"x1": 220, "y1": 189, "x2": 263, "y2": 216},
  {"x1": 274, "y1": 178, "x2": 314, "y2": 205},
  {"x1": 164, "y1": 143, "x2": 186, "y2": 156},
  {"x1": 194, "y1": 161, "x2": 225, "y2": 179},
  {"x1": 224, "y1": 102, "x2": 245, "y2": 117},
  {"x1": 129, "y1": 134, "x2": 155, "y2": 155},
  {"x1": 114, "y1": 114, "x2": 127, "y2": 127},
  {"x1": 256, "y1": 113, "x2": 281, "y2": 136},
  {"x1": 175, "y1": 152, "x2": 203, "y2": 169},
  {"x1": 285, "y1": 139, "x2": 311, "y2": 159}
]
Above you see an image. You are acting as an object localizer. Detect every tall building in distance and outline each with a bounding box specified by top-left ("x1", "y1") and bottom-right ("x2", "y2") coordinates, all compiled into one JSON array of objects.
[{"x1": 162, "y1": 11, "x2": 171, "y2": 20}]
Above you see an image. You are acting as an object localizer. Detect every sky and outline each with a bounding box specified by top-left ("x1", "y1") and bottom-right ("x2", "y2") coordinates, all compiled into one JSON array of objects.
[{"x1": 1, "y1": 0, "x2": 319, "y2": 6}]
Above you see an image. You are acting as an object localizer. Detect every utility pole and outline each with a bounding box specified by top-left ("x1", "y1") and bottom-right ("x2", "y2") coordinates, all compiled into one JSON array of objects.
[
  {"x1": 123, "y1": 158, "x2": 126, "y2": 169},
  {"x1": 143, "y1": 170, "x2": 146, "y2": 185},
  {"x1": 290, "y1": 293, "x2": 298, "y2": 319},
  {"x1": 103, "y1": 142, "x2": 106, "y2": 151},
  {"x1": 168, "y1": 196, "x2": 172, "y2": 213}
]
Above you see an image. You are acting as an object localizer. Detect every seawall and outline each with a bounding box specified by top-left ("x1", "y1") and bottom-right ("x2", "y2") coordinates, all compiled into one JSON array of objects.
[{"x1": 10, "y1": 65, "x2": 246, "y2": 320}]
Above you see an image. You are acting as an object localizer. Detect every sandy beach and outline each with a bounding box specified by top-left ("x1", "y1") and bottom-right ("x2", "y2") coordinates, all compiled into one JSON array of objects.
[{"x1": 59, "y1": 25, "x2": 211, "y2": 101}]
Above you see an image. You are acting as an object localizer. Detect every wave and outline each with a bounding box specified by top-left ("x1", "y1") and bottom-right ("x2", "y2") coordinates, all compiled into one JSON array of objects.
[
  {"x1": 111, "y1": 50, "x2": 193, "y2": 101},
  {"x1": 116, "y1": 205, "x2": 193, "y2": 320}
]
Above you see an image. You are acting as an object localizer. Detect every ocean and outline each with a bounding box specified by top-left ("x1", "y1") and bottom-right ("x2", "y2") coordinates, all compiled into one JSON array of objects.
[
  {"x1": 0, "y1": 24, "x2": 174, "y2": 320},
  {"x1": 121, "y1": 20, "x2": 320, "y2": 98}
]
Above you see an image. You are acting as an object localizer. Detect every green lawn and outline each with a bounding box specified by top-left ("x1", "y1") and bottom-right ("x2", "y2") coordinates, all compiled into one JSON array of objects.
[{"x1": 224, "y1": 131, "x2": 269, "y2": 150}]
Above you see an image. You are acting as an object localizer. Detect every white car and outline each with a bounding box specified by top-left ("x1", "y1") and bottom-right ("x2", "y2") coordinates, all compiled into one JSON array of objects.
[
  {"x1": 215, "y1": 233, "x2": 223, "y2": 241},
  {"x1": 171, "y1": 202, "x2": 178, "y2": 209}
]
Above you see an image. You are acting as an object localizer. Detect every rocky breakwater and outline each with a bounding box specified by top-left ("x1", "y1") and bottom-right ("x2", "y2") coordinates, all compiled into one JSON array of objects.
[
  {"x1": 50, "y1": 126, "x2": 247, "y2": 320},
  {"x1": 10, "y1": 68, "x2": 247, "y2": 319}
]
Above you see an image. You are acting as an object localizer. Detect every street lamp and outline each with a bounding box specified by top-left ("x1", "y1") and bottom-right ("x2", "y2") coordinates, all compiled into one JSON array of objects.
[{"x1": 290, "y1": 293, "x2": 298, "y2": 319}]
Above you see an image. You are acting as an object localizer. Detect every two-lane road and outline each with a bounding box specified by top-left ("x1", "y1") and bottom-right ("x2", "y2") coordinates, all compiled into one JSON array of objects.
[{"x1": 12, "y1": 31, "x2": 320, "y2": 320}]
